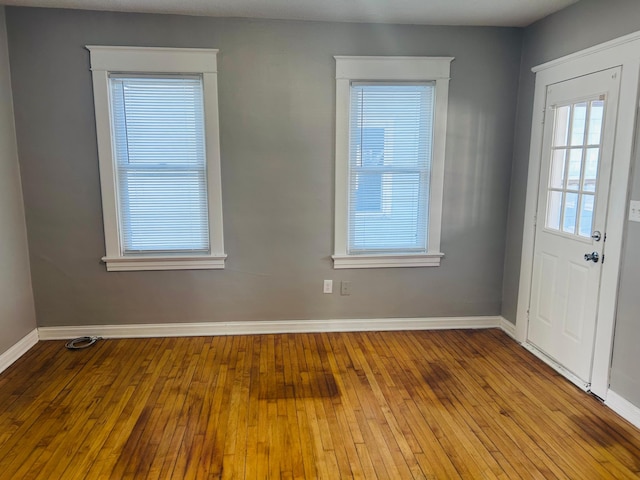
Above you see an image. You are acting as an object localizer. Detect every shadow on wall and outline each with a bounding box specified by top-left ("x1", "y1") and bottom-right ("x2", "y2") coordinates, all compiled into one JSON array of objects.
[{"x1": 445, "y1": 101, "x2": 502, "y2": 235}]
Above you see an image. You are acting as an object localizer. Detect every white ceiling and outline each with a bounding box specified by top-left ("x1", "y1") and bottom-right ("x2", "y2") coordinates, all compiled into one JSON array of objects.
[{"x1": 1, "y1": 0, "x2": 580, "y2": 27}]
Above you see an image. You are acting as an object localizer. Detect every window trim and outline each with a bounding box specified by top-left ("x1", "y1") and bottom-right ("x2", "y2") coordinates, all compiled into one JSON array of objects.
[
  {"x1": 87, "y1": 46, "x2": 226, "y2": 271},
  {"x1": 333, "y1": 56, "x2": 453, "y2": 269}
]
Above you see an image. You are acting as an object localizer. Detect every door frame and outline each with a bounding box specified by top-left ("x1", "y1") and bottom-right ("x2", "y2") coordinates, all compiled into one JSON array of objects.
[{"x1": 516, "y1": 30, "x2": 640, "y2": 399}]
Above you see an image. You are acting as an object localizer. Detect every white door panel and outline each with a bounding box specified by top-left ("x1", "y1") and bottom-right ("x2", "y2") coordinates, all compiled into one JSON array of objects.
[{"x1": 528, "y1": 67, "x2": 621, "y2": 384}]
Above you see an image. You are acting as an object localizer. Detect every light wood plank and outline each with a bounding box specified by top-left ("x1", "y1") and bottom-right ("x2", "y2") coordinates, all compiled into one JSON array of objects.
[{"x1": 0, "y1": 330, "x2": 638, "y2": 479}]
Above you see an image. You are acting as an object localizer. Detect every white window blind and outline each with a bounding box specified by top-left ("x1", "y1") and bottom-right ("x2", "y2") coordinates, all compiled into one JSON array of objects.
[
  {"x1": 109, "y1": 75, "x2": 210, "y2": 255},
  {"x1": 348, "y1": 83, "x2": 434, "y2": 254}
]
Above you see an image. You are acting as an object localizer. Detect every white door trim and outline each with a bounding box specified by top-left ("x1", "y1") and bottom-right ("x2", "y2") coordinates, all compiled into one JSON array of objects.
[{"x1": 516, "y1": 30, "x2": 640, "y2": 399}]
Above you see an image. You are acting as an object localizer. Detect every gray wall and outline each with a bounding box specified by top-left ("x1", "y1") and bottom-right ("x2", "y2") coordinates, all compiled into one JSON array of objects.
[
  {"x1": 0, "y1": 7, "x2": 37, "y2": 355},
  {"x1": 503, "y1": 0, "x2": 640, "y2": 406},
  {"x1": 6, "y1": 8, "x2": 522, "y2": 327}
]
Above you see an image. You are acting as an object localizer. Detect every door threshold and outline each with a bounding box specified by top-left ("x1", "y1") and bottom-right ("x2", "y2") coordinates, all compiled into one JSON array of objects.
[{"x1": 522, "y1": 342, "x2": 591, "y2": 392}]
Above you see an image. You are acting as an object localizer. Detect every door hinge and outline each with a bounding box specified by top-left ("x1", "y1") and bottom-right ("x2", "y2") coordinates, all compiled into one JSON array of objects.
[
  {"x1": 602, "y1": 254, "x2": 605, "y2": 264},
  {"x1": 542, "y1": 109, "x2": 546, "y2": 125}
]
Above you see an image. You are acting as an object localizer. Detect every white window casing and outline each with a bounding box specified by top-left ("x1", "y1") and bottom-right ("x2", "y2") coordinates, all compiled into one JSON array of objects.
[
  {"x1": 333, "y1": 56, "x2": 453, "y2": 269},
  {"x1": 88, "y1": 46, "x2": 226, "y2": 271}
]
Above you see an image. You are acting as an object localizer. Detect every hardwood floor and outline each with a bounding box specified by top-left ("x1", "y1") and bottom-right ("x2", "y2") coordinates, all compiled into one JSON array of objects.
[{"x1": 0, "y1": 329, "x2": 639, "y2": 479}]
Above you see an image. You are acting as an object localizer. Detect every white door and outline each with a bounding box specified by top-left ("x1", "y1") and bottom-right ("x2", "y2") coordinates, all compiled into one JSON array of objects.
[{"x1": 528, "y1": 67, "x2": 621, "y2": 384}]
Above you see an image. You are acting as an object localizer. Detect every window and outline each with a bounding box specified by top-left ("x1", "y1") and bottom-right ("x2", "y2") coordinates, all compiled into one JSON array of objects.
[
  {"x1": 355, "y1": 126, "x2": 385, "y2": 213},
  {"x1": 545, "y1": 98, "x2": 604, "y2": 238},
  {"x1": 333, "y1": 56, "x2": 453, "y2": 269},
  {"x1": 88, "y1": 46, "x2": 226, "y2": 271}
]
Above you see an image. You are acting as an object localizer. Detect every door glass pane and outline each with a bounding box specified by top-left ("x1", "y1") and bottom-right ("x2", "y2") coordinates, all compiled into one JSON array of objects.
[
  {"x1": 588, "y1": 100, "x2": 604, "y2": 145},
  {"x1": 583, "y1": 148, "x2": 599, "y2": 192},
  {"x1": 579, "y1": 194, "x2": 595, "y2": 238},
  {"x1": 546, "y1": 191, "x2": 563, "y2": 231},
  {"x1": 553, "y1": 105, "x2": 571, "y2": 147},
  {"x1": 567, "y1": 149, "x2": 583, "y2": 191},
  {"x1": 550, "y1": 150, "x2": 566, "y2": 189},
  {"x1": 570, "y1": 102, "x2": 587, "y2": 146},
  {"x1": 545, "y1": 96, "x2": 605, "y2": 238},
  {"x1": 563, "y1": 192, "x2": 578, "y2": 234}
]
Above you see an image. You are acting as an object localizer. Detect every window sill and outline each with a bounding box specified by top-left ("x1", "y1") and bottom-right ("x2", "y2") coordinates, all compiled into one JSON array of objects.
[
  {"x1": 332, "y1": 253, "x2": 443, "y2": 269},
  {"x1": 102, "y1": 254, "x2": 227, "y2": 272}
]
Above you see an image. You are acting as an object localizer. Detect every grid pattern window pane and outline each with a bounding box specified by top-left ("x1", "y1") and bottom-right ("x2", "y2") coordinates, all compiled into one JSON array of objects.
[
  {"x1": 348, "y1": 83, "x2": 434, "y2": 253},
  {"x1": 545, "y1": 98, "x2": 604, "y2": 238},
  {"x1": 109, "y1": 75, "x2": 210, "y2": 254}
]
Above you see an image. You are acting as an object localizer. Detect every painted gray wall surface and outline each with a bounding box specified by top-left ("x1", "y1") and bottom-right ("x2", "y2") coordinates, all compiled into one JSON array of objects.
[
  {"x1": 503, "y1": 0, "x2": 640, "y2": 406},
  {"x1": 6, "y1": 7, "x2": 521, "y2": 327},
  {"x1": 502, "y1": 0, "x2": 640, "y2": 323},
  {"x1": 0, "y1": 7, "x2": 37, "y2": 355}
]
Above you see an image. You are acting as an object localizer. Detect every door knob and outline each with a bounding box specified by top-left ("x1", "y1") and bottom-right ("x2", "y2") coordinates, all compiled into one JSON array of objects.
[{"x1": 584, "y1": 252, "x2": 599, "y2": 263}]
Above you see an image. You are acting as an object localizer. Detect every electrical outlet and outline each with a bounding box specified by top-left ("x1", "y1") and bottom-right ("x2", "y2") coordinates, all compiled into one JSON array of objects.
[
  {"x1": 629, "y1": 200, "x2": 640, "y2": 223},
  {"x1": 323, "y1": 280, "x2": 333, "y2": 294},
  {"x1": 341, "y1": 281, "x2": 352, "y2": 296}
]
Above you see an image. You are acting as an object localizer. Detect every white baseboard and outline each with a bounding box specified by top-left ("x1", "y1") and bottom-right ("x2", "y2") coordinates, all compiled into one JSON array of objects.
[
  {"x1": 0, "y1": 329, "x2": 39, "y2": 375},
  {"x1": 499, "y1": 317, "x2": 517, "y2": 339},
  {"x1": 605, "y1": 390, "x2": 640, "y2": 430},
  {"x1": 38, "y1": 315, "x2": 504, "y2": 340}
]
